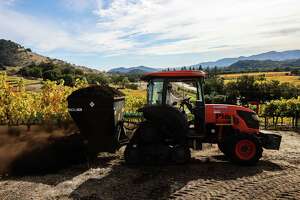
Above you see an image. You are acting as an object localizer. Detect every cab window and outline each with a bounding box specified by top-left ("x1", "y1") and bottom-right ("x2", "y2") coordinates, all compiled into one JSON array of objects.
[
  {"x1": 147, "y1": 80, "x2": 164, "y2": 105},
  {"x1": 166, "y1": 80, "x2": 201, "y2": 106}
]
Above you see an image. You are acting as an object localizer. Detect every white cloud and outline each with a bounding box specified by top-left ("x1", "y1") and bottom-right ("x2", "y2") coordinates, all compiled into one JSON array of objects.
[
  {"x1": 93, "y1": 0, "x2": 300, "y2": 55},
  {"x1": 0, "y1": 8, "x2": 76, "y2": 51},
  {"x1": 0, "y1": 5, "x2": 136, "y2": 54},
  {"x1": 0, "y1": 0, "x2": 300, "y2": 61}
]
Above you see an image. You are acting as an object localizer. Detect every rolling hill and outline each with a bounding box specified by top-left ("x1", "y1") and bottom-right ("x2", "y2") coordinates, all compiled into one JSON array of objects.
[
  {"x1": 227, "y1": 59, "x2": 300, "y2": 72},
  {"x1": 0, "y1": 39, "x2": 97, "y2": 73},
  {"x1": 108, "y1": 66, "x2": 160, "y2": 74},
  {"x1": 194, "y1": 50, "x2": 300, "y2": 68}
]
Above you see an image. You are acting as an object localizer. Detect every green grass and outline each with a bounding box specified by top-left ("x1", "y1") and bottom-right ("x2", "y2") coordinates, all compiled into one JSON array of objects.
[{"x1": 7, "y1": 76, "x2": 42, "y2": 89}]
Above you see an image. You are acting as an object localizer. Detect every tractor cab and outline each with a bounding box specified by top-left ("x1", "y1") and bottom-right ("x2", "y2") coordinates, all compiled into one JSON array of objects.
[{"x1": 141, "y1": 70, "x2": 206, "y2": 135}]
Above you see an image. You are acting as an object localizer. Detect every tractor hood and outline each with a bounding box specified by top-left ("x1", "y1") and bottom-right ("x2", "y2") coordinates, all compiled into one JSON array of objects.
[{"x1": 205, "y1": 104, "x2": 259, "y2": 133}]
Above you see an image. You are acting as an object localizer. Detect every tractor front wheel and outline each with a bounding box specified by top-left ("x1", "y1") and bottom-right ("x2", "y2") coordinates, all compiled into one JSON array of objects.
[
  {"x1": 228, "y1": 134, "x2": 263, "y2": 165},
  {"x1": 217, "y1": 142, "x2": 228, "y2": 155}
]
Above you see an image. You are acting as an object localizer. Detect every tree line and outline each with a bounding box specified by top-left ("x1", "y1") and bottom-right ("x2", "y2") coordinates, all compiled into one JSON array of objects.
[
  {"x1": 204, "y1": 75, "x2": 300, "y2": 104},
  {"x1": 16, "y1": 62, "x2": 143, "y2": 89},
  {"x1": 18, "y1": 62, "x2": 109, "y2": 86}
]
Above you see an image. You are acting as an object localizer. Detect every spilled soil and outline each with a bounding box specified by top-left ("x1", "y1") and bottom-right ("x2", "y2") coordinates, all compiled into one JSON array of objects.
[
  {"x1": 0, "y1": 130, "x2": 299, "y2": 200},
  {"x1": 0, "y1": 126, "x2": 87, "y2": 176}
]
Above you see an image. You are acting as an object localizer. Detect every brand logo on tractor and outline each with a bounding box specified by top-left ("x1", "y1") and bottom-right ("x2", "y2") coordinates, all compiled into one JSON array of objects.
[{"x1": 216, "y1": 113, "x2": 230, "y2": 120}]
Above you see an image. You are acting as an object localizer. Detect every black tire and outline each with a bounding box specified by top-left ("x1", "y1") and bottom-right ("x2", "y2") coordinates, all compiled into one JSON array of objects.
[
  {"x1": 227, "y1": 134, "x2": 263, "y2": 166},
  {"x1": 217, "y1": 142, "x2": 228, "y2": 155},
  {"x1": 171, "y1": 146, "x2": 191, "y2": 164},
  {"x1": 141, "y1": 144, "x2": 171, "y2": 164},
  {"x1": 217, "y1": 126, "x2": 237, "y2": 157},
  {"x1": 137, "y1": 121, "x2": 162, "y2": 144},
  {"x1": 124, "y1": 144, "x2": 140, "y2": 165},
  {"x1": 141, "y1": 105, "x2": 188, "y2": 145}
]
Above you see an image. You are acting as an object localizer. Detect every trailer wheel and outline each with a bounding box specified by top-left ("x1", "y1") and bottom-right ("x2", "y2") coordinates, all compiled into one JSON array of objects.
[
  {"x1": 171, "y1": 146, "x2": 191, "y2": 164},
  {"x1": 228, "y1": 134, "x2": 262, "y2": 165},
  {"x1": 124, "y1": 145, "x2": 140, "y2": 165}
]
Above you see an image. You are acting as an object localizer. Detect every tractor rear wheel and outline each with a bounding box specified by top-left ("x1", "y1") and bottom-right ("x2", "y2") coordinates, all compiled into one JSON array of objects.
[
  {"x1": 141, "y1": 105, "x2": 188, "y2": 145},
  {"x1": 171, "y1": 146, "x2": 191, "y2": 164},
  {"x1": 228, "y1": 134, "x2": 262, "y2": 165},
  {"x1": 124, "y1": 144, "x2": 140, "y2": 165},
  {"x1": 138, "y1": 122, "x2": 162, "y2": 144}
]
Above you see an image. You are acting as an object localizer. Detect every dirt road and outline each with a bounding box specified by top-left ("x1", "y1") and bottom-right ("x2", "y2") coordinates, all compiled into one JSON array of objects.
[{"x1": 0, "y1": 131, "x2": 299, "y2": 200}]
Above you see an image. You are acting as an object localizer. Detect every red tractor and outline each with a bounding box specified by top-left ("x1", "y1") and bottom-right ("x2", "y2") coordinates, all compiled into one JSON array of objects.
[
  {"x1": 123, "y1": 70, "x2": 281, "y2": 165},
  {"x1": 68, "y1": 70, "x2": 281, "y2": 166}
]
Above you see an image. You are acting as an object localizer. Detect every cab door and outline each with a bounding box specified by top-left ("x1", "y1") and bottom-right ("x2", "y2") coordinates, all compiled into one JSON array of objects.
[{"x1": 194, "y1": 79, "x2": 205, "y2": 134}]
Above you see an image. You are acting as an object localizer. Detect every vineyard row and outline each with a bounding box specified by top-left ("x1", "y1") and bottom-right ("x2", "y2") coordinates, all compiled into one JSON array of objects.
[{"x1": 0, "y1": 73, "x2": 299, "y2": 129}]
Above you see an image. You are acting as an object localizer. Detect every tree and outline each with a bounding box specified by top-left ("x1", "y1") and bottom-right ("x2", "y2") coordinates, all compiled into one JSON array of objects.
[
  {"x1": 42, "y1": 69, "x2": 62, "y2": 81},
  {"x1": 85, "y1": 73, "x2": 108, "y2": 85},
  {"x1": 19, "y1": 66, "x2": 42, "y2": 78},
  {"x1": 75, "y1": 68, "x2": 84, "y2": 76},
  {"x1": 235, "y1": 75, "x2": 257, "y2": 101},
  {"x1": 62, "y1": 74, "x2": 75, "y2": 86},
  {"x1": 224, "y1": 81, "x2": 239, "y2": 103},
  {"x1": 291, "y1": 69, "x2": 300, "y2": 76},
  {"x1": 62, "y1": 67, "x2": 75, "y2": 75},
  {"x1": 39, "y1": 62, "x2": 55, "y2": 72},
  {"x1": 0, "y1": 63, "x2": 6, "y2": 71},
  {"x1": 30, "y1": 67, "x2": 43, "y2": 77},
  {"x1": 121, "y1": 77, "x2": 129, "y2": 88},
  {"x1": 204, "y1": 77, "x2": 225, "y2": 95}
]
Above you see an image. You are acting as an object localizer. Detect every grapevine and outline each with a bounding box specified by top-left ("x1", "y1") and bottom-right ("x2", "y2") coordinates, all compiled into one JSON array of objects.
[{"x1": 1, "y1": 72, "x2": 297, "y2": 129}]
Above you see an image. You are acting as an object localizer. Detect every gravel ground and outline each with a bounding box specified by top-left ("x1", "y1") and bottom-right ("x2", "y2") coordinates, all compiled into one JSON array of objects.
[{"x1": 0, "y1": 131, "x2": 299, "y2": 200}]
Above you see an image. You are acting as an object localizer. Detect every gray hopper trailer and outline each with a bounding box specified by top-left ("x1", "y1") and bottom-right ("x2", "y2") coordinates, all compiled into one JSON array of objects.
[{"x1": 67, "y1": 85, "x2": 130, "y2": 157}]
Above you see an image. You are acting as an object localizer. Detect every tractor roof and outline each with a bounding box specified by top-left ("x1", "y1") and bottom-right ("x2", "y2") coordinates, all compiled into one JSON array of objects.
[{"x1": 141, "y1": 70, "x2": 206, "y2": 81}]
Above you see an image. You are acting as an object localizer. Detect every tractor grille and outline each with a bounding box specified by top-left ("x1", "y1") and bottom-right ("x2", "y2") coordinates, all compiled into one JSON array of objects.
[{"x1": 237, "y1": 110, "x2": 259, "y2": 129}]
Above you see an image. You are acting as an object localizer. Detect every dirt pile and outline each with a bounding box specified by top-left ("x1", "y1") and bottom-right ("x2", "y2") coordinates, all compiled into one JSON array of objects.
[
  {"x1": 0, "y1": 129, "x2": 88, "y2": 176},
  {"x1": 67, "y1": 85, "x2": 124, "y2": 100}
]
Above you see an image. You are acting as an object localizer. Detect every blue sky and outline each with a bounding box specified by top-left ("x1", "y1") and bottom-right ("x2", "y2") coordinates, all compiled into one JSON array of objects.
[{"x1": 0, "y1": 0, "x2": 300, "y2": 70}]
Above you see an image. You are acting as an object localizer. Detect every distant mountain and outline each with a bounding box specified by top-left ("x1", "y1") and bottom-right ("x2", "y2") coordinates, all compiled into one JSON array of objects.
[
  {"x1": 227, "y1": 59, "x2": 300, "y2": 72},
  {"x1": 0, "y1": 39, "x2": 97, "y2": 73},
  {"x1": 194, "y1": 50, "x2": 300, "y2": 68},
  {"x1": 108, "y1": 66, "x2": 160, "y2": 74}
]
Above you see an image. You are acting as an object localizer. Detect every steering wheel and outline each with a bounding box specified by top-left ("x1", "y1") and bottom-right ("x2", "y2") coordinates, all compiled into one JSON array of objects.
[{"x1": 179, "y1": 97, "x2": 194, "y2": 113}]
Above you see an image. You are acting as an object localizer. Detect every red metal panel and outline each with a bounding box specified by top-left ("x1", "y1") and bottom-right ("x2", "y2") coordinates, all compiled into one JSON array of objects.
[
  {"x1": 205, "y1": 104, "x2": 259, "y2": 134},
  {"x1": 141, "y1": 70, "x2": 206, "y2": 80}
]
